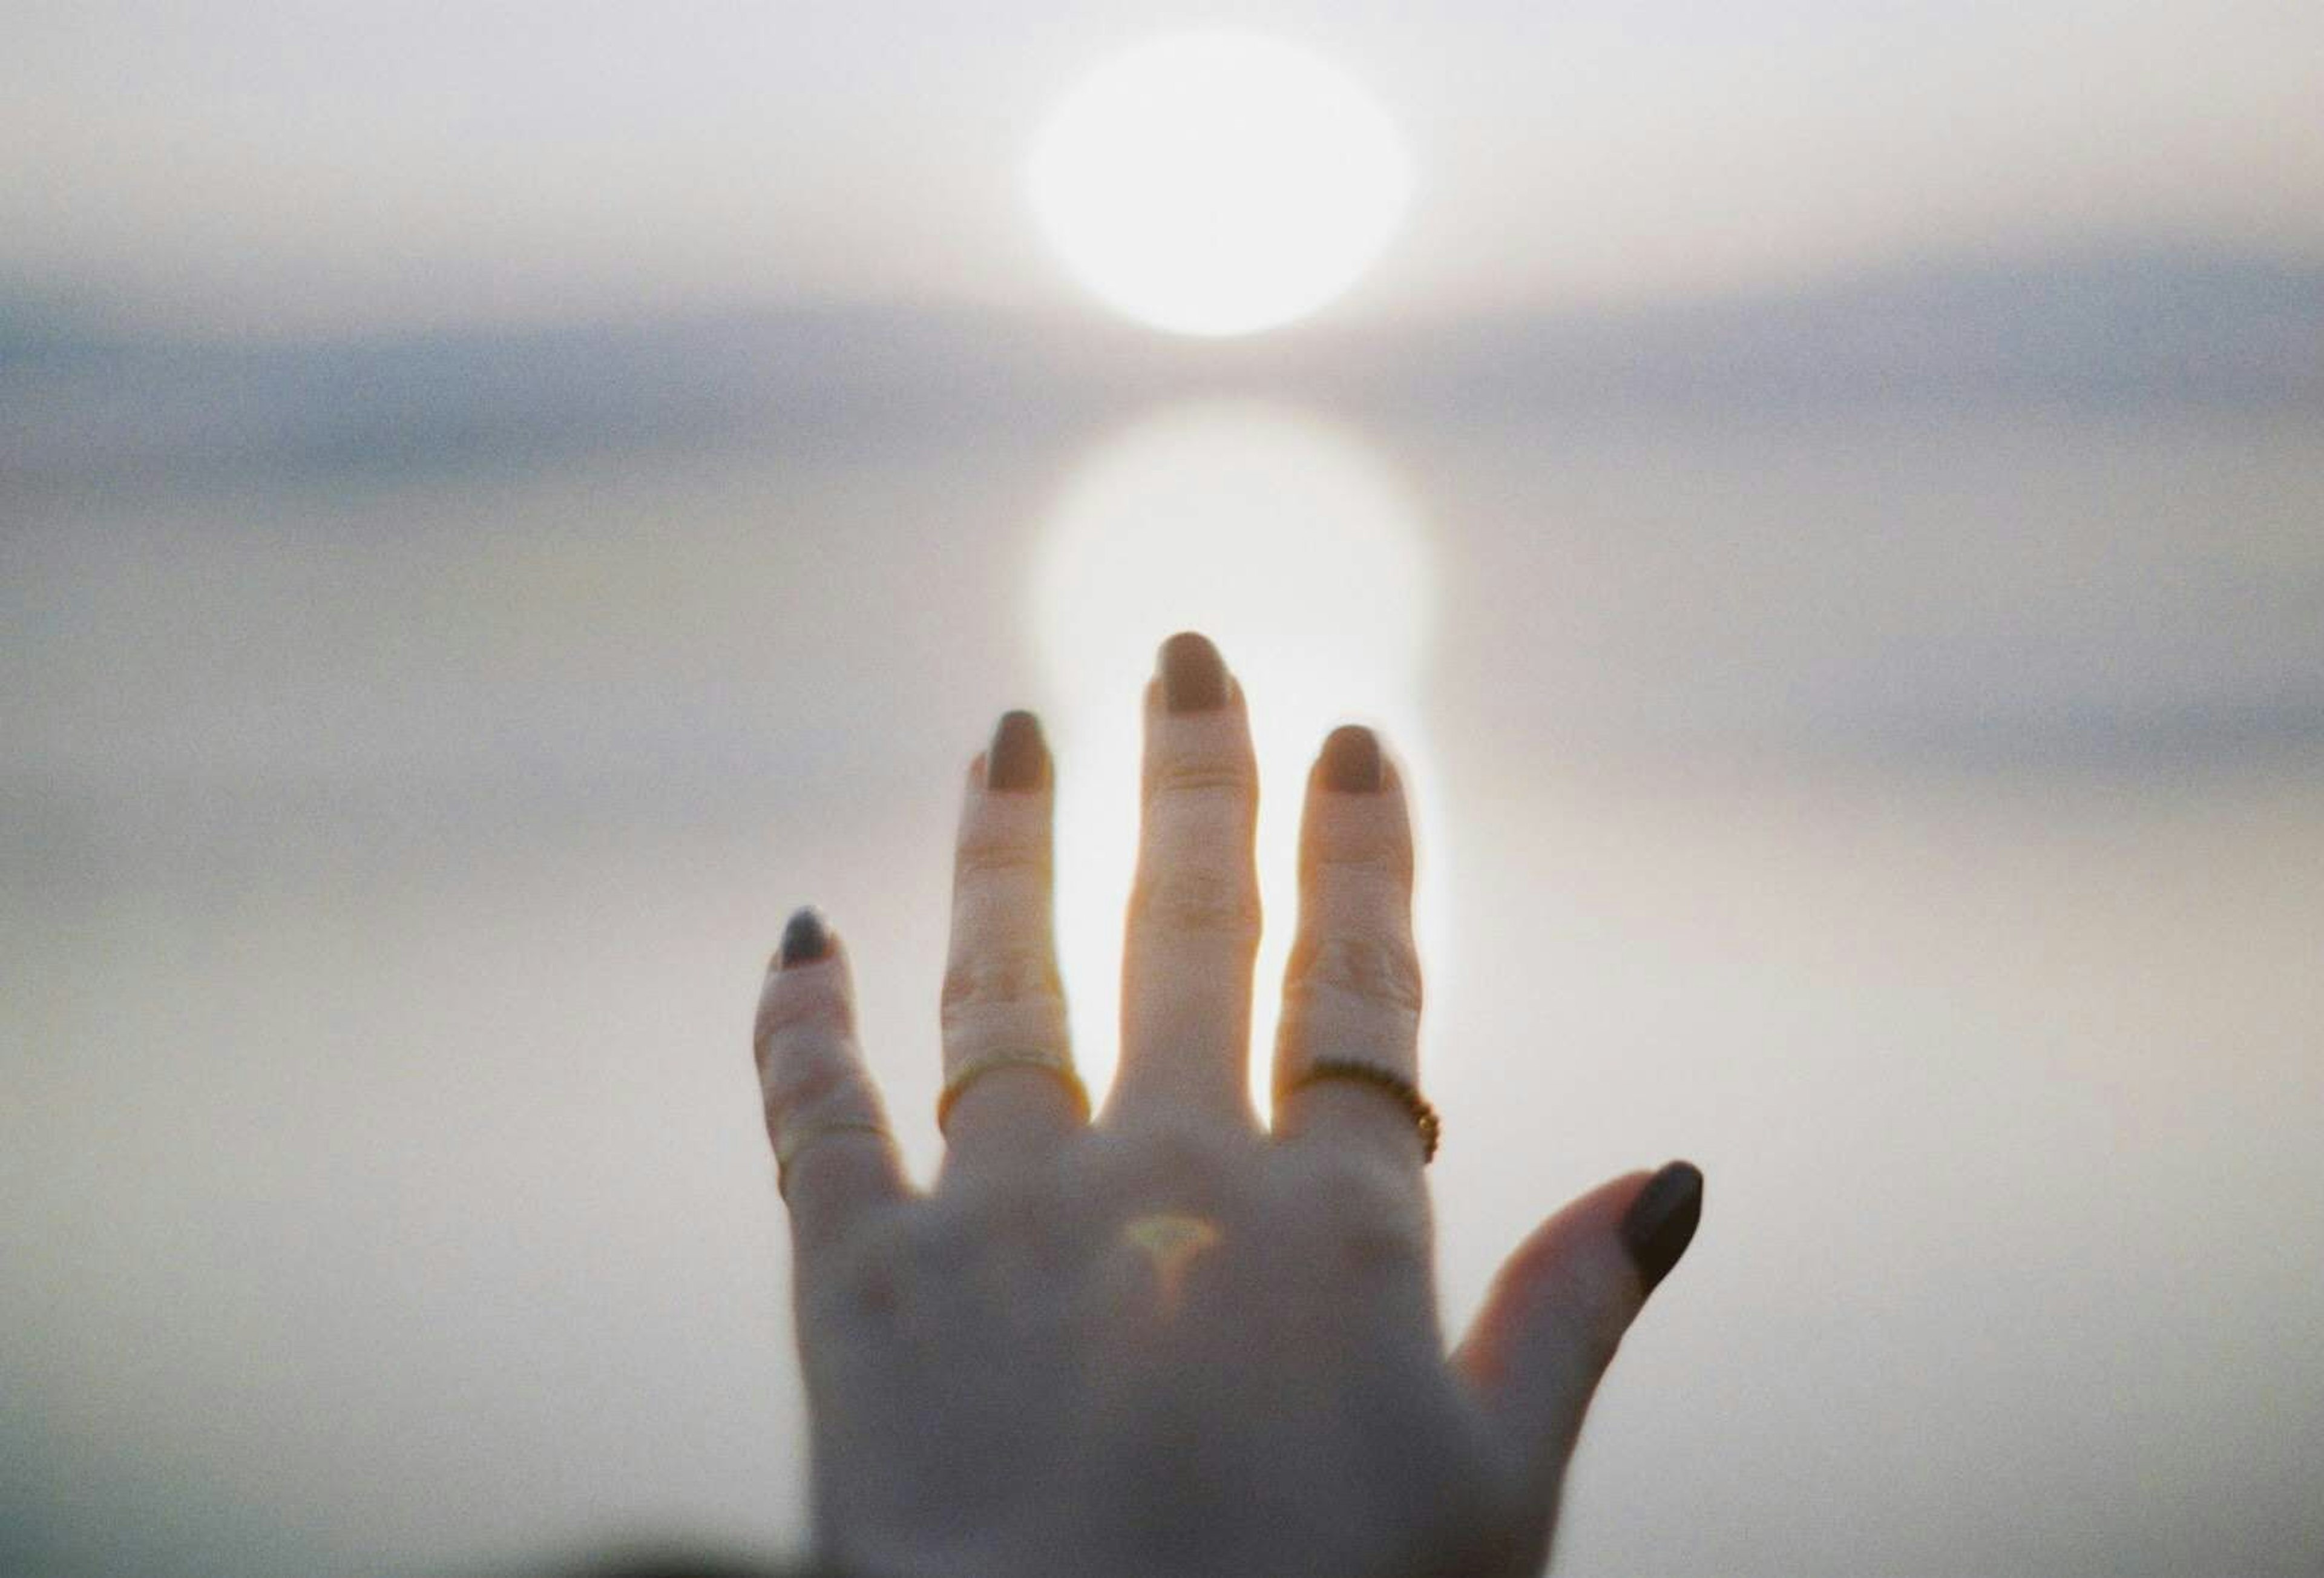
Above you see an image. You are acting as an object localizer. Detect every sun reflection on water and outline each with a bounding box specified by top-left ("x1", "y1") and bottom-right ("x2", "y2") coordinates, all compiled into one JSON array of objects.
[{"x1": 1031, "y1": 399, "x2": 1447, "y2": 1116}]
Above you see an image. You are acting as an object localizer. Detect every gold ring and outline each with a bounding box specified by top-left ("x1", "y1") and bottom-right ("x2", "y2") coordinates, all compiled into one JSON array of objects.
[
  {"x1": 1283, "y1": 1057, "x2": 1442, "y2": 1163},
  {"x1": 937, "y1": 1050, "x2": 1090, "y2": 1134}
]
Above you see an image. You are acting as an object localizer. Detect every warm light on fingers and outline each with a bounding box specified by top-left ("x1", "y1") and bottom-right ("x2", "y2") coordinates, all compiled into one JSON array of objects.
[{"x1": 1031, "y1": 401, "x2": 1446, "y2": 1117}]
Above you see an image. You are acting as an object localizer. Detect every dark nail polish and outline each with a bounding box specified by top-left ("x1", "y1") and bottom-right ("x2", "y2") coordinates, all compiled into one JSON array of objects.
[
  {"x1": 986, "y1": 709, "x2": 1050, "y2": 792},
  {"x1": 779, "y1": 906, "x2": 832, "y2": 968},
  {"x1": 1158, "y1": 631, "x2": 1228, "y2": 713},
  {"x1": 1619, "y1": 1160, "x2": 1704, "y2": 1298},
  {"x1": 1319, "y1": 725, "x2": 1382, "y2": 792}
]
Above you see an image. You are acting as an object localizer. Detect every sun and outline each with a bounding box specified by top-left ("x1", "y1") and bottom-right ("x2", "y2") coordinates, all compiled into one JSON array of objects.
[{"x1": 1028, "y1": 31, "x2": 1413, "y2": 337}]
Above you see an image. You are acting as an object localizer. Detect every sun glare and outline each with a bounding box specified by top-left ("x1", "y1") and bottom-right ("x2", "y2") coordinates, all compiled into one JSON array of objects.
[
  {"x1": 1032, "y1": 401, "x2": 1445, "y2": 1114},
  {"x1": 1028, "y1": 32, "x2": 1413, "y2": 337}
]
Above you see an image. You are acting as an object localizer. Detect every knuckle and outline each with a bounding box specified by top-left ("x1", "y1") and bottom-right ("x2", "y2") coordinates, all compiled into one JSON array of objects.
[
  {"x1": 956, "y1": 1164, "x2": 1046, "y2": 1222},
  {"x1": 957, "y1": 1172, "x2": 1066, "y2": 1262},
  {"x1": 758, "y1": 1037, "x2": 863, "y2": 1129},
  {"x1": 1311, "y1": 1158, "x2": 1430, "y2": 1271},
  {"x1": 1311, "y1": 820, "x2": 1413, "y2": 879},
  {"x1": 940, "y1": 942, "x2": 1064, "y2": 1019},
  {"x1": 752, "y1": 979, "x2": 845, "y2": 1071},
  {"x1": 1117, "y1": 1111, "x2": 1241, "y2": 1183},
  {"x1": 954, "y1": 826, "x2": 1049, "y2": 886},
  {"x1": 1132, "y1": 861, "x2": 1262, "y2": 942},
  {"x1": 1149, "y1": 745, "x2": 1258, "y2": 803},
  {"x1": 803, "y1": 1205, "x2": 908, "y2": 1321},
  {"x1": 1285, "y1": 933, "x2": 1424, "y2": 1016}
]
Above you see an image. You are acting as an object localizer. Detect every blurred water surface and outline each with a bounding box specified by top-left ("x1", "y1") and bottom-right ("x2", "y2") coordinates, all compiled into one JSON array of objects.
[{"x1": 5, "y1": 329, "x2": 2322, "y2": 1576}]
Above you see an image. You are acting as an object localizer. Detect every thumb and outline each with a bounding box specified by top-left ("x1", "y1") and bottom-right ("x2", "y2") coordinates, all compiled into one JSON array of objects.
[{"x1": 1452, "y1": 1160, "x2": 1704, "y2": 1520}]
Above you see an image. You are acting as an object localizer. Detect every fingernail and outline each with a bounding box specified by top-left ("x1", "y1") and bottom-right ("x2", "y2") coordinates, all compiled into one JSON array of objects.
[
  {"x1": 1619, "y1": 1160, "x2": 1704, "y2": 1298},
  {"x1": 1319, "y1": 725, "x2": 1382, "y2": 792},
  {"x1": 778, "y1": 906, "x2": 832, "y2": 968},
  {"x1": 985, "y1": 709, "x2": 1050, "y2": 792},
  {"x1": 1158, "y1": 631, "x2": 1228, "y2": 713}
]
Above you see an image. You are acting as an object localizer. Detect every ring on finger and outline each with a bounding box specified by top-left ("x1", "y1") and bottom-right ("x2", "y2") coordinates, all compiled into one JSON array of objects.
[
  {"x1": 1282, "y1": 1057, "x2": 1442, "y2": 1163},
  {"x1": 937, "y1": 1049, "x2": 1091, "y2": 1135}
]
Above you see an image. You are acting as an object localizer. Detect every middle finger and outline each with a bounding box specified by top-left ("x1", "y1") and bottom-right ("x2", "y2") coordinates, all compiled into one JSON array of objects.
[{"x1": 1108, "y1": 632, "x2": 1262, "y2": 1128}]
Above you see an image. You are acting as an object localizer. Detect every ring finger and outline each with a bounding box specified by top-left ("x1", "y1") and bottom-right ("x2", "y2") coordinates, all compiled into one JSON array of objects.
[{"x1": 1271, "y1": 725, "x2": 1428, "y2": 1177}]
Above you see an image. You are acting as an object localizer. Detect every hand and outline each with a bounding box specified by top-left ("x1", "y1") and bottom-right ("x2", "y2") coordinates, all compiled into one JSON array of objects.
[{"x1": 751, "y1": 633, "x2": 1703, "y2": 1578}]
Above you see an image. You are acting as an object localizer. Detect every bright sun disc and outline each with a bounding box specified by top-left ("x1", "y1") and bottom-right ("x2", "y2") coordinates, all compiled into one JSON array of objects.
[{"x1": 1028, "y1": 31, "x2": 1413, "y2": 337}]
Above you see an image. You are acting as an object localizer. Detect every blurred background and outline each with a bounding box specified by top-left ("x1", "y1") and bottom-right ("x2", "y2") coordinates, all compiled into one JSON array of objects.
[{"x1": 4, "y1": 4, "x2": 2321, "y2": 1576}]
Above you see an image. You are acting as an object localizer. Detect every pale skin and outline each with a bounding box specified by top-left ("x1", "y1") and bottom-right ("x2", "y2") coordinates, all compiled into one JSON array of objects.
[{"x1": 752, "y1": 632, "x2": 1703, "y2": 1578}]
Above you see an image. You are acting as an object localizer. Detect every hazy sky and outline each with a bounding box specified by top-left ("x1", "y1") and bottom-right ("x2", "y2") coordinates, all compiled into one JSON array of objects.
[{"x1": 5, "y1": 1, "x2": 2321, "y2": 335}]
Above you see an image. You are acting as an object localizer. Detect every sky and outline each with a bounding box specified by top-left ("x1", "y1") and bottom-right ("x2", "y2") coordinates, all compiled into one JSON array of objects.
[
  {"x1": 3, "y1": 1, "x2": 2320, "y2": 336},
  {"x1": 5, "y1": 7, "x2": 2323, "y2": 1578}
]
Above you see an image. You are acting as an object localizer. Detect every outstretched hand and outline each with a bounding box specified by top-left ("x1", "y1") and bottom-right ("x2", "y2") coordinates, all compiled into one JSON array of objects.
[{"x1": 753, "y1": 632, "x2": 1702, "y2": 1578}]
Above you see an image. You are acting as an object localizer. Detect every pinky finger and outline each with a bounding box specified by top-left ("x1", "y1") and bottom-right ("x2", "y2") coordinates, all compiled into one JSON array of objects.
[{"x1": 753, "y1": 907, "x2": 909, "y2": 1260}]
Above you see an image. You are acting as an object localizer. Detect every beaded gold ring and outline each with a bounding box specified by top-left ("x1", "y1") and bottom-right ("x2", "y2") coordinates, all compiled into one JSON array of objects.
[{"x1": 1284, "y1": 1057, "x2": 1442, "y2": 1163}]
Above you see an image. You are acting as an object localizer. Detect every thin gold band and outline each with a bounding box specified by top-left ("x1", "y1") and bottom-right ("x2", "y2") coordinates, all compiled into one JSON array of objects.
[{"x1": 938, "y1": 1050, "x2": 1090, "y2": 1134}]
